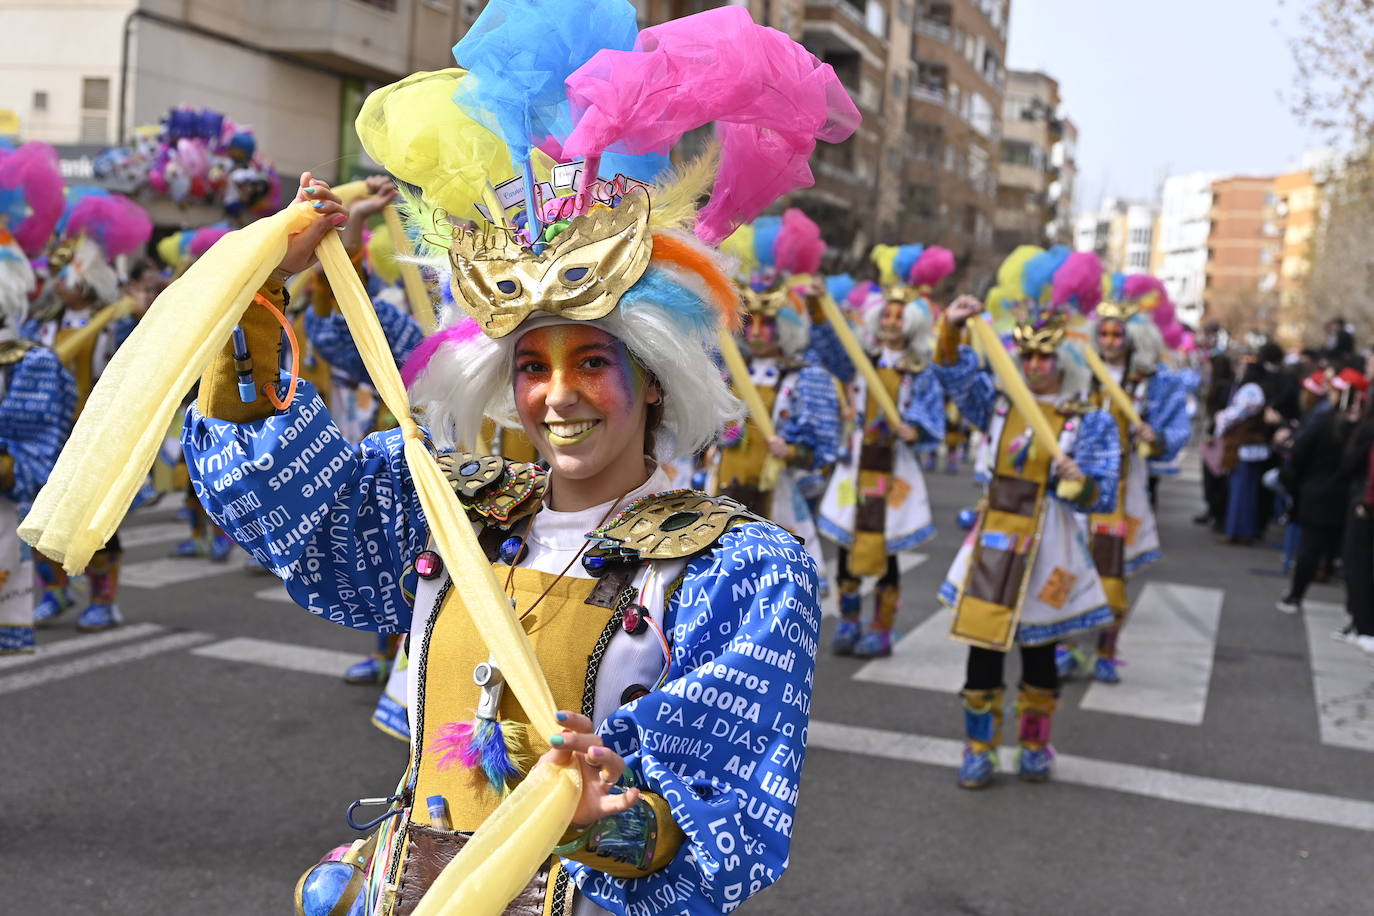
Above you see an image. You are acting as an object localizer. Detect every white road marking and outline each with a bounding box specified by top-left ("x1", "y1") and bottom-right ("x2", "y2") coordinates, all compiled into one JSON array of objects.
[
  {"x1": 0, "y1": 623, "x2": 165, "y2": 670},
  {"x1": 122, "y1": 557, "x2": 241, "y2": 588},
  {"x1": 253, "y1": 585, "x2": 293, "y2": 604},
  {"x1": 820, "y1": 553, "x2": 927, "y2": 619},
  {"x1": 192, "y1": 637, "x2": 361, "y2": 678},
  {"x1": 1302, "y1": 600, "x2": 1374, "y2": 752},
  {"x1": 120, "y1": 522, "x2": 193, "y2": 549},
  {"x1": 1080, "y1": 582, "x2": 1223, "y2": 725},
  {"x1": 856, "y1": 581, "x2": 1226, "y2": 727},
  {"x1": 808, "y1": 720, "x2": 1374, "y2": 833},
  {"x1": 852, "y1": 605, "x2": 966, "y2": 692},
  {"x1": 0, "y1": 631, "x2": 213, "y2": 696}
]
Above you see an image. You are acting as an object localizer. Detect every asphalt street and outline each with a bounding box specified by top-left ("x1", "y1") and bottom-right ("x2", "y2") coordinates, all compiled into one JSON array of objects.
[{"x1": 2, "y1": 456, "x2": 1372, "y2": 915}]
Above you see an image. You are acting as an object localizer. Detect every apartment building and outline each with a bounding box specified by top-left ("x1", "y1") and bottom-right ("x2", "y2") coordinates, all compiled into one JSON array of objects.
[
  {"x1": 0, "y1": 0, "x2": 484, "y2": 185},
  {"x1": 1205, "y1": 175, "x2": 1281, "y2": 334},
  {"x1": 1157, "y1": 172, "x2": 1218, "y2": 327},
  {"x1": 993, "y1": 69, "x2": 1075, "y2": 254},
  {"x1": 898, "y1": 0, "x2": 1009, "y2": 285}
]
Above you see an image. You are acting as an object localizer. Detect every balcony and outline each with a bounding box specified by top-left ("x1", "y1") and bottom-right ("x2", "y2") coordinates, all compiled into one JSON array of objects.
[
  {"x1": 915, "y1": 19, "x2": 952, "y2": 43},
  {"x1": 254, "y1": 0, "x2": 410, "y2": 79},
  {"x1": 910, "y1": 84, "x2": 948, "y2": 106}
]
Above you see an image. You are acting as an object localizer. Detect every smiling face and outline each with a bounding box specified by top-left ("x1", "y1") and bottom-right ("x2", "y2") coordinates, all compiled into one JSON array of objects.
[
  {"x1": 1097, "y1": 319, "x2": 1127, "y2": 364},
  {"x1": 877, "y1": 301, "x2": 907, "y2": 349},
  {"x1": 1020, "y1": 351, "x2": 1060, "y2": 395},
  {"x1": 513, "y1": 323, "x2": 657, "y2": 484},
  {"x1": 744, "y1": 313, "x2": 781, "y2": 358}
]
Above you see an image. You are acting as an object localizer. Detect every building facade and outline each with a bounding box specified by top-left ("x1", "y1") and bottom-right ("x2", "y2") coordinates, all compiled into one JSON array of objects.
[
  {"x1": 993, "y1": 69, "x2": 1074, "y2": 254},
  {"x1": 897, "y1": 0, "x2": 1009, "y2": 287},
  {"x1": 1073, "y1": 197, "x2": 1154, "y2": 277},
  {"x1": 1205, "y1": 175, "x2": 1280, "y2": 334},
  {"x1": 0, "y1": 0, "x2": 480, "y2": 188},
  {"x1": 1157, "y1": 172, "x2": 1219, "y2": 328}
]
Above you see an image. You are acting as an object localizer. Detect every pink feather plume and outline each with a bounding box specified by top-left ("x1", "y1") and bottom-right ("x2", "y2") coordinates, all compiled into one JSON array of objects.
[
  {"x1": 65, "y1": 194, "x2": 152, "y2": 258},
  {"x1": 400, "y1": 317, "x2": 483, "y2": 388},
  {"x1": 0, "y1": 143, "x2": 65, "y2": 258},
  {"x1": 909, "y1": 245, "x2": 955, "y2": 288},
  {"x1": 562, "y1": 5, "x2": 860, "y2": 245},
  {"x1": 1051, "y1": 251, "x2": 1103, "y2": 315},
  {"x1": 773, "y1": 208, "x2": 824, "y2": 274},
  {"x1": 188, "y1": 226, "x2": 231, "y2": 257}
]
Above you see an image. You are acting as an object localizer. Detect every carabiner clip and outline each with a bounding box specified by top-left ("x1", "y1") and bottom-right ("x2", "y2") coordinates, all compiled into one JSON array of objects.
[{"x1": 346, "y1": 794, "x2": 403, "y2": 832}]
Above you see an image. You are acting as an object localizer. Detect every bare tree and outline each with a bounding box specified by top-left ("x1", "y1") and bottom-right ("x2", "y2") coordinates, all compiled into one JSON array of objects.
[{"x1": 1286, "y1": 0, "x2": 1374, "y2": 340}]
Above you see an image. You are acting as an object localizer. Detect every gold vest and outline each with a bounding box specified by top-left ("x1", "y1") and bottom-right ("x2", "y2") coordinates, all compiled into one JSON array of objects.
[{"x1": 950, "y1": 401, "x2": 1068, "y2": 650}]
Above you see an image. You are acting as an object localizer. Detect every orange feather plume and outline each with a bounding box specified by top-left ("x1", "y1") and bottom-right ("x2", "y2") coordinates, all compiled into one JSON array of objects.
[{"x1": 650, "y1": 232, "x2": 742, "y2": 332}]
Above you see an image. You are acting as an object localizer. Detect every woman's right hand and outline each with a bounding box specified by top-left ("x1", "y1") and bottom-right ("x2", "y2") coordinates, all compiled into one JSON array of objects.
[
  {"x1": 944, "y1": 295, "x2": 984, "y2": 328},
  {"x1": 271, "y1": 172, "x2": 348, "y2": 281}
]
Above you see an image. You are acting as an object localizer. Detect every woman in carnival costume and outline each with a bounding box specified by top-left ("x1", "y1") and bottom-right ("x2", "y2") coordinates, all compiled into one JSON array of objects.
[
  {"x1": 27, "y1": 187, "x2": 151, "y2": 632},
  {"x1": 1060, "y1": 267, "x2": 1190, "y2": 684},
  {"x1": 817, "y1": 244, "x2": 955, "y2": 658},
  {"x1": 174, "y1": 2, "x2": 857, "y2": 913},
  {"x1": 711, "y1": 210, "x2": 842, "y2": 579},
  {"x1": 934, "y1": 250, "x2": 1120, "y2": 789},
  {"x1": 0, "y1": 143, "x2": 78, "y2": 653}
]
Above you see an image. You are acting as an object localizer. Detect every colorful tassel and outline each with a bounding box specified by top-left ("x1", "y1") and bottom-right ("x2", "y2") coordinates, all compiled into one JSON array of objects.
[{"x1": 430, "y1": 717, "x2": 531, "y2": 794}]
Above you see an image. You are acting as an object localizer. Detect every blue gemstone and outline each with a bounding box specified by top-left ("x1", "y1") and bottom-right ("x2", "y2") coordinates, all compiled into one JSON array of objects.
[
  {"x1": 459, "y1": 461, "x2": 480, "y2": 476},
  {"x1": 582, "y1": 554, "x2": 607, "y2": 575},
  {"x1": 499, "y1": 537, "x2": 523, "y2": 563}
]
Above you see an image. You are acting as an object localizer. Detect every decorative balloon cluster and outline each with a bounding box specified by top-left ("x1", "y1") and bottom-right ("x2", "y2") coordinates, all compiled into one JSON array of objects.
[{"x1": 93, "y1": 107, "x2": 280, "y2": 218}]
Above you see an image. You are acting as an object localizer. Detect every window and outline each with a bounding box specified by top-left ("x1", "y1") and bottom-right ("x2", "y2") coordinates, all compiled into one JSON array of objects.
[
  {"x1": 80, "y1": 76, "x2": 110, "y2": 143},
  {"x1": 1001, "y1": 139, "x2": 1034, "y2": 167},
  {"x1": 910, "y1": 122, "x2": 944, "y2": 162},
  {"x1": 907, "y1": 183, "x2": 938, "y2": 220},
  {"x1": 968, "y1": 92, "x2": 995, "y2": 137},
  {"x1": 865, "y1": 0, "x2": 887, "y2": 38},
  {"x1": 825, "y1": 51, "x2": 861, "y2": 92},
  {"x1": 32, "y1": 90, "x2": 47, "y2": 112}
]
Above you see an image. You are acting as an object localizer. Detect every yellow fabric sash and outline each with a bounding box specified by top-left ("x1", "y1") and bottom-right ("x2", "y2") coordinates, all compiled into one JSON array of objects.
[
  {"x1": 383, "y1": 204, "x2": 438, "y2": 334},
  {"x1": 716, "y1": 328, "x2": 782, "y2": 491},
  {"x1": 814, "y1": 292, "x2": 901, "y2": 428},
  {"x1": 966, "y1": 317, "x2": 1083, "y2": 503},
  {"x1": 19, "y1": 205, "x2": 579, "y2": 916}
]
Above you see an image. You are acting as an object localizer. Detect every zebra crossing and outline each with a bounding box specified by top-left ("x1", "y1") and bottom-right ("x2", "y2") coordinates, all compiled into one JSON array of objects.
[
  {"x1": 853, "y1": 576, "x2": 1373, "y2": 752},
  {"x1": 14, "y1": 505, "x2": 1374, "y2": 759}
]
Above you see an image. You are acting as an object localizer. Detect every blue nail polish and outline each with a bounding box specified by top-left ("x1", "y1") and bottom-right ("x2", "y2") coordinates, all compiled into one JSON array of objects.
[
  {"x1": 312, "y1": 201, "x2": 324, "y2": 209},
  {"x1": 549, "y1": 735, "x2": 564, "y2": 747},
  {"x1": 556, "y1": 711, "x2": 568, "y2": 722}
]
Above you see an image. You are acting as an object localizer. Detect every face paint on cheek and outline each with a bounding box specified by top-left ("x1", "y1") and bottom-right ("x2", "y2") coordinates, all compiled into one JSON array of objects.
[{"x1": 513, "y1": 325, "x2": 644, "y2": 425}]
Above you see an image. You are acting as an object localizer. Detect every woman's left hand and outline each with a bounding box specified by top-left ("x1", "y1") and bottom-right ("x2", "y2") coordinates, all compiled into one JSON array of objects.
[{"x1": 544, "y1": 712, "x2": 640, "y2": 828}]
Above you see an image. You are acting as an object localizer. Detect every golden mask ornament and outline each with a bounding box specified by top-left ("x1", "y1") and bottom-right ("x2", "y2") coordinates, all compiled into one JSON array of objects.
[
  {"x1": 447, "y1": 188, "x2": 653, "y2": 339},
  {"x1": 1093, "y1": 299, "x2": 1140, "y2": 324},
  {"x1": 1011, "y1": 311, "x2": 1067, "y2": 356},
  {"x1": 738, "y1": 280, "x2": 792, "y2": 319}
]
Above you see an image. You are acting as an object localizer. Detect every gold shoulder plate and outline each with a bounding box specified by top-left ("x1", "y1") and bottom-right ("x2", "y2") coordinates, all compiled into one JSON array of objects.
[
  {"x1": 1056, "y1": 399, "x2": 1096, "y2": 417},
  {"x1": 436, "y1": 452, "x2": 548, "y2": 528},
  {"x1": 0, "y1": 340, "x2": 36, "y2": 367},
  {"x1": 585, "y1": 490, "x2": 764, "y2": 562}
]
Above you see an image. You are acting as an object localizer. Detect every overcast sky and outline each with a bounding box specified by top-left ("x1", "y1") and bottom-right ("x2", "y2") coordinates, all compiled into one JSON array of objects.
[{"x1": 1005, "y1": 0, "x2": 1323, "y2": 210}]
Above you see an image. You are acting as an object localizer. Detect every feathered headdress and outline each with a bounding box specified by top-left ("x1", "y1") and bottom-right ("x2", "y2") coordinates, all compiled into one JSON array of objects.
[
  {"x1": 372, "y1": 0, "x2": 857, "y2": 465},
  {"x1": 0, "y1": 142, "x2": 65, "y2": 258}
]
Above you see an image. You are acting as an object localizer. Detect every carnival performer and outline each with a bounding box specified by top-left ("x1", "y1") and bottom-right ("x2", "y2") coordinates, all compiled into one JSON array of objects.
[
  {"x1": 817, "y1": 245, "x2": 955, "y2": 658},
  {"x1": 1065, "y1": 271, "x2": 1190, "y2": 683},
  {"x1": 303, "y1": 175, "x2": 425, "y2": 444},
  {"x1": 28, "y1": 189, "x2": 151, "y2": 632},
  {"x1": 172, "y1": 3, "x2": 855, "y2": 912},
  {"x1": 712, "y1": 210, "x2": 842, "y2": 577},
  {"x1": 0, "y1": 143, "x2": 78, "y2": 653},
  {"x1": 935, "y1": 288, "x2": 1119, "y2": 789}
]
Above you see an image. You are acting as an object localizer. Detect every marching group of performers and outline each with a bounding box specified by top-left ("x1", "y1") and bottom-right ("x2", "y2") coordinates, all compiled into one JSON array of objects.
[{"x1": 5, "y1": 2, "x2": 1204, "y2": 913}]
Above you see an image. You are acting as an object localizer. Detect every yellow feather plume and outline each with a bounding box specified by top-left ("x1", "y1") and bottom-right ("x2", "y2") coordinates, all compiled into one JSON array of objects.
[{"x1": 648, "y1": 141, "x2": 720, "y2": 233}]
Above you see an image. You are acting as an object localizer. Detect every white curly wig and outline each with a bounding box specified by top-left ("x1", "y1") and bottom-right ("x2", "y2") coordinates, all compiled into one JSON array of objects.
[
  {"x1": 407, "y1": 253, "x2": 743, "y2": 462},
  {"x1": 864, "y1": 296, "x2": 933, "y2": 360}
]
